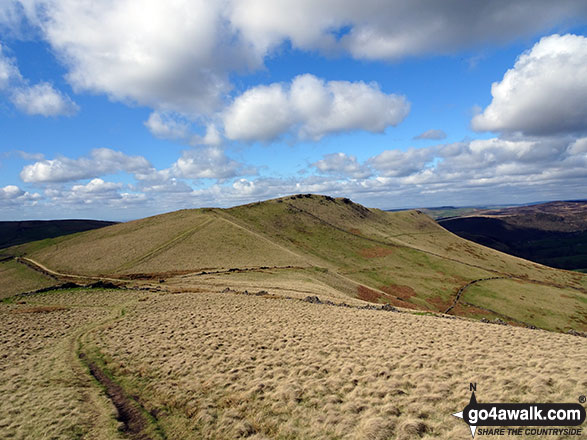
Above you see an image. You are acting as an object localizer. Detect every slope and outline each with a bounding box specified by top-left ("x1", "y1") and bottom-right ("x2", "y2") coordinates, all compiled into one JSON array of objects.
[
  {"x1": 4, "y1": 194, "x2": 586, "y2": 332},
  {"x1": 439, "y1": 201, "x2": 587, "y2": 272}
]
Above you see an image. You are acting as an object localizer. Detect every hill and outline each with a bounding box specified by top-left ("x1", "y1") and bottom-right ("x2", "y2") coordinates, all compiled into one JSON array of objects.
[
  {"x1": 438, "y1": 201, "x2": 587, "y2": 272},
  {"x1": 0, "y1": 219, "x2": 117, "y2": 250},
  {"x1": 3, "y1": 194, "x2": 587, "y2": 332}
]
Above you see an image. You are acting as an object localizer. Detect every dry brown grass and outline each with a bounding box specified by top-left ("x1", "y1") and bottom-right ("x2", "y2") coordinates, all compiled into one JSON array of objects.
[
  {"x1": 83, "y1": 290, "x2": 586, "y2": 440},
  {"x1": 0, "y1": 289, "x2": 150, "y2": 440}
]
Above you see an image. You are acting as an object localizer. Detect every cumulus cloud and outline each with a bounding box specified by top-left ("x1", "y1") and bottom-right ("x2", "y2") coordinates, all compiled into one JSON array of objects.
[
  {"x1": 229, "y1": 0, "x2": 587, "y2": 60},
  {"x1": 172, "y1": 147, "x2": 256, "y2": 180},
  {"x1": 224, "y1": 74, "x2": 409, "y2": 142},
  {"x1": 45, "y1": 179, "x2": 147, "y2": 208},
  {"x1": 368, "y1": 148, "x2": 438, "y2": 177},
  {"x1": 1, "y1": 42, "x2": 79, "y2": 116},
  {"x1": 20, "y1": 148, "x2": 152, "y2": 183},
  {"x1": 0, "y1": 184, "x2": 24, "y2": 199},
  {"x1": 472, "y1": 34, "x2": 587, "y2": 136},
  {"x1": 71, "y1": 178, "x2": 122, "y2": 198},
  {"x1": 17, "y1": 0, "x2": 258, "y2": 115},
  {"x1": 569, "y1": 137, "x2": 587, "y2": 154},
  {"x1": 11, "y1": 82, "x2": 79, "y2": 116},
  {"x1": 5, "y1": 1, "x2": 579, "y2": 119},
  {"x1": 312, "y1": 153, "x2": 371, "y2": 178},
  {"x1": 144, "y1": 112, "x2": 191, "y2": 141},
  {"x1": 414, "y1": 129, "x2": 447, "y2": 140},
  {"x1": 7, "y1": 134, "x2": 587, "y2": 218},
  {"x1": 0, "y1": 184, "x2": 40, "y2": 206}
]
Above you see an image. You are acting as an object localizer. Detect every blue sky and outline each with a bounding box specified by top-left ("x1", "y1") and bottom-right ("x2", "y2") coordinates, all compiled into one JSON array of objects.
[{"x1": 1, "y1": 1, "x2": 586, "y2": 220}]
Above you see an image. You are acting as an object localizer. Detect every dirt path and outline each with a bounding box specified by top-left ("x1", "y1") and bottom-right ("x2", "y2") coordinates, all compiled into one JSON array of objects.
[
  {"x1": 79, "y1": 352, "x2": 154, "y2": 440},
  {"x1": 18, "y1": 256, "x2": 128, "y2": 283}
]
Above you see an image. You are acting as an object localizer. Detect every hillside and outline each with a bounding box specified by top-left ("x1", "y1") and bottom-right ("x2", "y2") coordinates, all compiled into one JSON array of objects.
[
  {"x1": 0, "y1": 219, "x2": 117, "y2": 250},
  {"x1": 438, "y1": 201, "x2": 587, "y2": 272},
  {"x1": 4, "y1": 194, "x2": 587, "y2": 332}
]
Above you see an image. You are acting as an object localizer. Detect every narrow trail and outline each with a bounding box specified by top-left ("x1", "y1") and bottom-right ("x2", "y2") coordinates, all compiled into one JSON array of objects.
[
  {"x1": 214, "y1": 210, "x2": 399, "y2": 299},
  {"x1": 71, "y1": 295, "x2": 161, "y2": 439},
  {"x1": 18, "y1": 256, "x2": 128, "y2": 283},
  {"x1": 79, "y1": 352, "x2": 155, "y2": 440}
]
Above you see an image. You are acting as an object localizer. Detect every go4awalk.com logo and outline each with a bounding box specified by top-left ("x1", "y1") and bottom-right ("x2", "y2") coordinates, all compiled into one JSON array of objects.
[{"x1": 452, "y1": 384, "x2": 586, "y2": 438}]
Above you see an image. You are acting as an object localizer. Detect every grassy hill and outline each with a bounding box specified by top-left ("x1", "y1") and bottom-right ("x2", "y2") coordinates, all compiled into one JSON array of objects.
[{"x1": 3, "y1": 194, "x2": 586, "y2": 332}]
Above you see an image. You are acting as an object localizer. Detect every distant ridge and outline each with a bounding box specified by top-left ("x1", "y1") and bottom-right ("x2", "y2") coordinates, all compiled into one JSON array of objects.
[
  {"x1": 0, "y1": 219, "x2": 118, "y2": 250},
  {"x1": 438, "y1": 200, "x2": 587, "y2": 271}
]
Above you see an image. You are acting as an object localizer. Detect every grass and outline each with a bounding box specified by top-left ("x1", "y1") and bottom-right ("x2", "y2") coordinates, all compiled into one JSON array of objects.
[
  {"x1": 2, "y1": 194, "x2": 586, "y2": 331},
  {"x1": 1, "y1": 282, "x2": 586, "y2": 439},
  {"x1": 88, "y1": 289, "x2": 586, "y2": 439},
  {"x1": 0, "y1": 290, "x2": 125, "y2": 439},
  {"x1": 464, "y1": 279, "x2": 587, "y2": 332},
  {"x1": 0, "y1": 258, "x2": 58, "y2": 299}
]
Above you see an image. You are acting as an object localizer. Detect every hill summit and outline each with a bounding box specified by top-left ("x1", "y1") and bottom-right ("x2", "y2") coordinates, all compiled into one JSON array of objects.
[{"x1": 4, "y1": 194, "x2": 587, "y2": 332}]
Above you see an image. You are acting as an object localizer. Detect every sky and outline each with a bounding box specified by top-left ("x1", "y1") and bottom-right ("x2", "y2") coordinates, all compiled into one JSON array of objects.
[{"x1": 0, "y1": 1, "x2": 586, "y2": 221}]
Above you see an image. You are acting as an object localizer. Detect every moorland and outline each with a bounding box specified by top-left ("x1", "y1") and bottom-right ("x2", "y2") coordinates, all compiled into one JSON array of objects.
[{"x1": 1, "y1": 194, "x2": 586, "y2": 439}]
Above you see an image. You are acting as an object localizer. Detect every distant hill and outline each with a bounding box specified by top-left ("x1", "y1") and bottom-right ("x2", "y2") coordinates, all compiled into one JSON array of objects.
[
  {"x1": 0, "y1": 219, "x2": 118, "y2": 250},
  {"x1": 438, "y1": 201, "x2": 587, "y2": 272},
  {"x1": 3, "y1": 195, "x2": 586, "y2": 332}
]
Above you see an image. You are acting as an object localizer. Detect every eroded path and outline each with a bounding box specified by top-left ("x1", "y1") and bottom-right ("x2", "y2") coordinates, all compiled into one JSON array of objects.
[{"x1": 0, "y1": 288, "x2": 158, "y2": 439}]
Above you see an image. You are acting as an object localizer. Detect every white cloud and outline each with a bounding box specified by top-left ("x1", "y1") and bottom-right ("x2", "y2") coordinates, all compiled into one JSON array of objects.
[
  {"x1": 0, "y1": 43, "x2": 20, "y2": 88},
  {"x1": 144, "y1": 112, "x2": 190, "y2": 141},
  {"x1": 569, "y1": 137, "x2": 587, "y2": 154},
  {"x1": 20, "y1": 148, "x2": 152, "y2": 183},
  {"x1": 11, "y1": 82, "x2": 79, "y2": 116},
  {"x1": 0, "y1": 184, "x2": 40, "y2": 206},
  {"x1": 223, "y1": 83, "x2": 292, "y2": 142},
  {"x1": 21, "y1": 0, "x2": 258, "y2": 115},
  {"x1": 368, "y1": 148, "x2": 438, "y2": 177},
  {"x1": 0, "y1": 184, "x2": 23, "y2": 199},
  {"x1": 45, "y1": 179, "x2": 147, "y2": 208},
  {"x1": 172, "y1": 147, "x2": 255, "y2": 180},
  {"x1": 414, "y1": 129, "x2": 447, "y2": 140},
  {"x1": 224, "y1": 74, "x2": 409, "y2": 142},
  {"x1": 312, "y1": 153, "x2": 371, "y2": 178},
  {"x1": 229, "y1": 1, "x2": 587, "y2": 60},
  {"x1": 67, "y1": 179, "x2": 124, "y2": 204},
  {"x1": 6, "y1": 1, "x2": 580, "y2": 121},
  {"x1": 1, "y1": 42, "x2": 79, "y2": 116},
  {"x1": 15, "y1": 150, "x2": 44, "y2": 160},
  {"x1": 472, "y1": 34, "x2": 587, "y2": 135},
  {"x1": 199, "y1": 124, "x2": 223, "y2": 147},
  {"x1": 6, "y1": 134, "x2": 587, "y2": 218}
]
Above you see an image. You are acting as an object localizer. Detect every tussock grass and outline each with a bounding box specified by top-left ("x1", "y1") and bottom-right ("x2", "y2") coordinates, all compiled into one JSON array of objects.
[
  {"x1": 0, "y1": 289, "x2": 149, "y2": 440},
  {"x1": 87, "y1": 290, "x2": 585, "y2": 440}
]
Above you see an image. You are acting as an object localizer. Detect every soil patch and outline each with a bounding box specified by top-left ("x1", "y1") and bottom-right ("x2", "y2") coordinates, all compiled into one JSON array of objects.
[
  {"x1": 79, "y1": 352, "x2": 154, "y2": 440},
  {"x1": 357, "y1": 285, "x2": 381, "y2": 302},
  {"x1": 380, "y1": 284, "x2": 416, "y2": 300},
  {"x1": 356, "y1": 285, "x2": 420, "y2": 310},
  {"x1": 359, "y1": 247, "x2": 394, "y2": 258}
]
